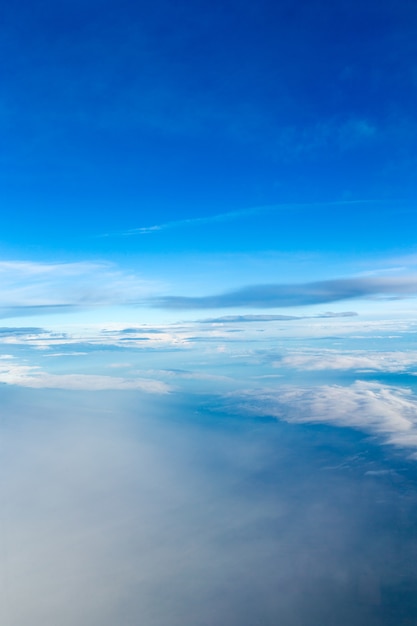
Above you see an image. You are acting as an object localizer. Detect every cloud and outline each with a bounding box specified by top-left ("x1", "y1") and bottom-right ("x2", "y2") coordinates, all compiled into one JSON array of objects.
[
  {"x1": 0, "y1": 305, "x2": 81, "y2": 319},
  {"x1": 197, "y1": 312, "x2": 358, "y2": 323},
  {"x1": 152, "y1": 275, "x2": 417, "y2": 309},
  {"x1": 104, "y1": 200, "x2": 374, "y2": 237},
  {"x1": 0, "y1": 323, "x2": 194, "y2": 352},
  {"x1": 0, "y1": 359, "x2": 170, "y2": 393},
  {"x1": 277, "y1": 350, "x2": 417, "y2": 372},
  {"x1": 118, "y1": 327, "x2": 164, "y2": 334},
  {"x1": 0, "y1": 326, "x2": 48, "y2": 335},
  {"x1": 0, "y1": 260, "x2": 156, "y2": 318},
  {"x1": 228, "y1": 381, "x2": 417, "y2": 454},
  {"x1": 5, "y1": 386, "x2": 417, "y2": 626},
  {"x1": 120, "y1": 206, "x2": 268, "y2": 235}
]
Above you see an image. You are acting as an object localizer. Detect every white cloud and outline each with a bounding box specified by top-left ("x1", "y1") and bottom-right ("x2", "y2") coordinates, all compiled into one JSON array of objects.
[
  {"x1": 277, "y1": 350, "x2": 417, "y2": 372},
  {"x1": 0, "y1": 360, "x2": 171, "y2": 393},
  {"x1": 228, "y1": 381, "x2": 417, "y2": 454},
  {"x1": 120, "y1": 206, "x2": 267, "y2": 235}
]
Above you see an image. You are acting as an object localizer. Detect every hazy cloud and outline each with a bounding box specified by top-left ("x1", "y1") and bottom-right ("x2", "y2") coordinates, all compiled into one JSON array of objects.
[
  {"x1": 3, "y1": 387, "x2": 417, "y2": 626},
  {"x1": 0, "y1": 260, "x2": 156, "y2": 317}
]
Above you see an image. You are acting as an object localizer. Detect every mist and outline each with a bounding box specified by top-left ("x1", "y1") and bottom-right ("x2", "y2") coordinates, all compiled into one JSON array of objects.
[{"x1": 1, "y1": 387, "x2": 416, "y2": 625}]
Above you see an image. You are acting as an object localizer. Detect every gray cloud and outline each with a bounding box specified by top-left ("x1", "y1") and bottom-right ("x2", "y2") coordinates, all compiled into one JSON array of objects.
[{"x1": 152, "y1": 276, "x2": 417, "y2": 309}]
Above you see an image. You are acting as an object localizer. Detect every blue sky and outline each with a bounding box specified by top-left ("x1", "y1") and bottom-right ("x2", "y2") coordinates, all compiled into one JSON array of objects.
[
  {"x1": 1, "y1": 0, "x2": 416, "y2": 322},
  {"x1": 2, "y1": 1, "x2": 417, "y2": 624},
  {"x1": 1, "y1": 0, "x2": 416, "y2": 258}
]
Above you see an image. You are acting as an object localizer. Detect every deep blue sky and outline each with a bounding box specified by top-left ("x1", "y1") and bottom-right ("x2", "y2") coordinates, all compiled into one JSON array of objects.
[{"x1": 1, "y1": 0, "x2": 416, "y2": 259}]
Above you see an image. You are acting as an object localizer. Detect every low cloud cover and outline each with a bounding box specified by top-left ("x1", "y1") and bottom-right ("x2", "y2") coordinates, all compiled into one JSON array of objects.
[{"x1": 2, "y1": 387, "x2": 417, "y2": 626}]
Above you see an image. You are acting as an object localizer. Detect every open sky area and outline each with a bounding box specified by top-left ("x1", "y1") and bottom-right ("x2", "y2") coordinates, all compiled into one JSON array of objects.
[{"x1": 1, "y1": 1, "x2": 417, "y2": 624}]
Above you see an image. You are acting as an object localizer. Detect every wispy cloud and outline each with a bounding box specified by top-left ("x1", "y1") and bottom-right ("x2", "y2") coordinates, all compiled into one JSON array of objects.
[
  {"x1": 0, "y1": 326, "x2": 48, "y2": 335},
  {"x1": 122, "y1": 206, "x2": 266, "y2": 235},
  {"x1": 0, "y1": 260, "x2": 157, "y2": 318},
  {"x1": 152, "y1": 275, "x2": 417, "y2": 309},
  {"x1": 103, "y1": 200, "x2": 375, "y2": 237}
]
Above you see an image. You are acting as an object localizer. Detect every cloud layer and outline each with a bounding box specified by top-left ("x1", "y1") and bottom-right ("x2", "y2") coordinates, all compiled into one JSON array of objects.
[{"x1": 3, "y1": 386, "x2": 417, "y2": 626}]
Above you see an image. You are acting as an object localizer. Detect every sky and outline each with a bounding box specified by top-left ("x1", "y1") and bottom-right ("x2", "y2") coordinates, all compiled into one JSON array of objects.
[{"x1": 1, "y1": 1, "x2": 417, "y2": 624}]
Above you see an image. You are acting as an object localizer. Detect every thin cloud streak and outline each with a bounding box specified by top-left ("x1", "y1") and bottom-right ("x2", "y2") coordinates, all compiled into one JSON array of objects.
[
  {"x1": 103, "y1": 200, "x2": 376, "y2": 237},
  {"x1": 152, "y1": 275, "x2": 417, "y2": 309},
  {"x1": 123, "y1": 206, "x2": 266, "y2": 235}
]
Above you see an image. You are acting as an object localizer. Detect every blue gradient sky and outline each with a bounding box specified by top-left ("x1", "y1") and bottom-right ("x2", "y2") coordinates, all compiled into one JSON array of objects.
[
  {"x1": 1, "y1": 0, "x2": 417, "y2": 450},
  {"x1": 0, "y1": 0, "x2": 416, "y2": 328},
  {"x1": 1, "y1": 0, "x2": 416, "y2": 260},
  {"x1": 2, "y1": 2, "x2": 417, "y2": 624}
]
